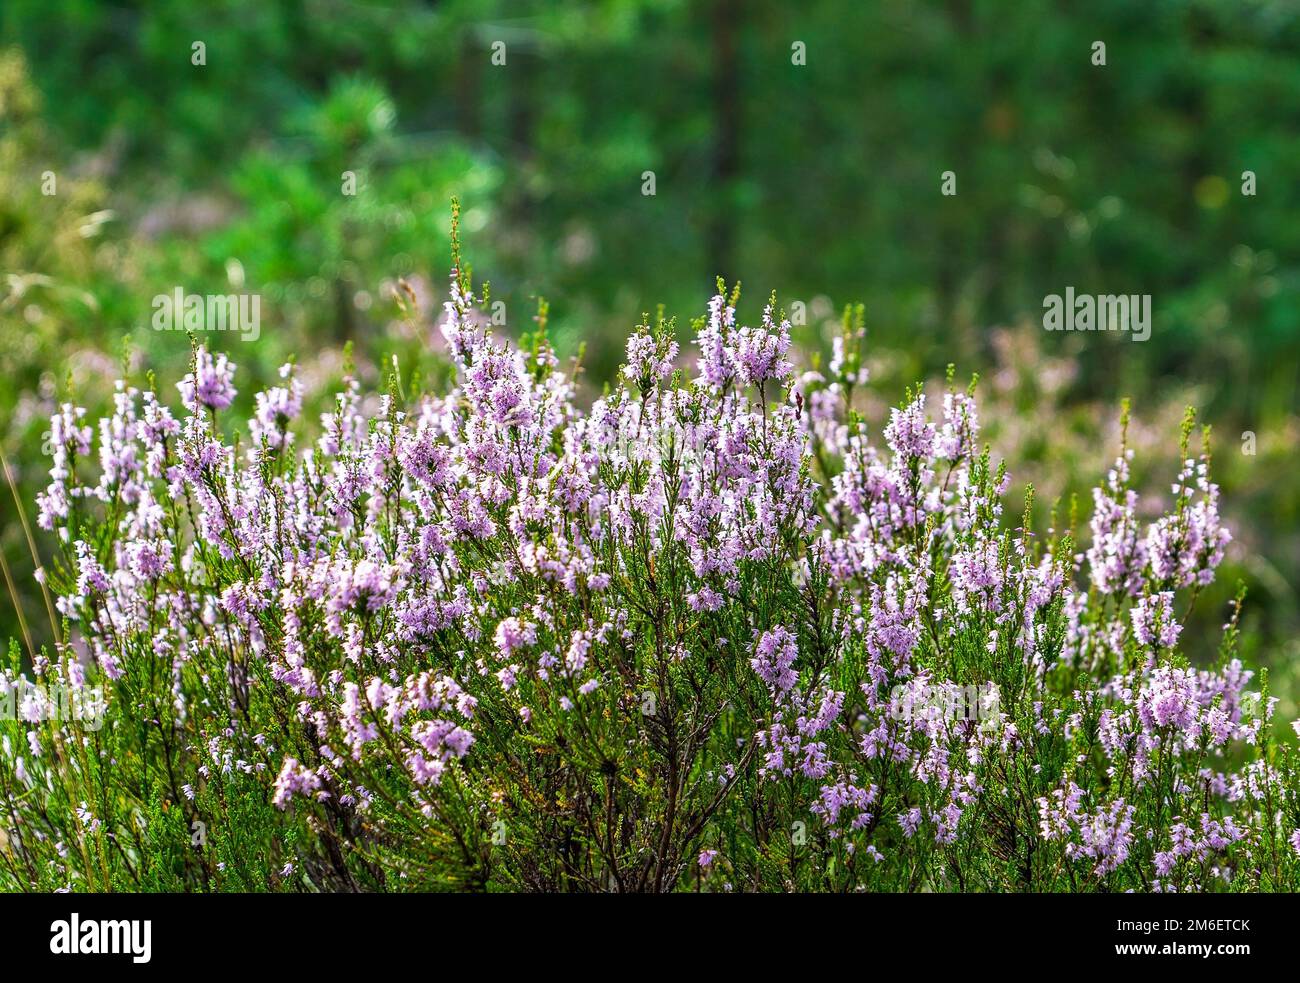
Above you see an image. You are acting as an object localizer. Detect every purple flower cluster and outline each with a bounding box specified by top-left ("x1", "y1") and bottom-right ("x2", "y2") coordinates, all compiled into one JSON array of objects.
[{"x1": 10, "y1": 264, "x2": 1295, "y2": 894}]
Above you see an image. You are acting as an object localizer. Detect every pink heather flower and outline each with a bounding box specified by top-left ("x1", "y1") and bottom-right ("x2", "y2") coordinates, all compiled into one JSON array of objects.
[
  {"x1": 496, "y1": 665, "x2": 519, "y2": 691},
  {"x1": 812, "y1": 780, "x2": 876, "y2": 828},
  {"x1": 1131, "y1": 591, "x2": 1182, "y2": 650},
  {"x1": 272, "y1": 757, "x2": 322, "y2": 810},
  {"x1": 75, "y1": 803, "x2": 101, "y2": 835},
  {"x1": 250, "y1": 365, "x2": 304, "y2": 448},
  {"x1": 932, "y1": 803, "x2": 962, "y2": 845},
  {"x1": 694, "y1": 293, "x2": 737, "y2": 390},
  {"x1": 730, "y1": 304, "x2": 792, "y2": 388},
  {"x1": 751, "y1": 626, "x2": 799, "y2": 695},
  {"x1": 125, "y1": 539, "x2": 173, "y2": 581},
  {"x1": 36, "y1": 403, "x2": 92, "y2": 532},
  {"x1": 829, "y1": 334, "x2": 867, "y2": 386},
  {"x1": 178, "y1": 346, "x2": 237, "y2": 412},
  {"x1": 899, "y1": 807, "x2": 922, "y2": 838},
  {"x1": 623, "y1": 326, "x2": 678, "y2": 388},
  {"x1": 937, "y1": 390, "x2": 979, "y2": 460},
  {"x1": 1146, "y1": 457, "x2": 1231, "y2": 589},
  {"x1": 73, "y1": 540, "x2": 110, "y2": 596},
  {"x1": 493, "y1": 617, "x2": 536, "y2": 657},
  {"x1": 1039, "y1": 782, "x2": 1134, "y2": 876},
  {"x1": 1087, "y1": 453, "x2": 1146, "y2": 597},
  {"x1": 883, "y1": 395, "x2": 936, "y2": 460},
  {"x1": 1137, "y1": 666, "x2": 1199, "y2": 734},
  {"x1": 565, "y1": 631, "x2": 591, "y2": 674}
]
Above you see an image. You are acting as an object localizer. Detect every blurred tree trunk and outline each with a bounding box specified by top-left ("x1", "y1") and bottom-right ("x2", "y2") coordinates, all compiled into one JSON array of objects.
[
  {"x1": 709, "y1": 0, "x2": 740, "y2": 281},
  {"x1": 456, "y1": 31, "x2": 481, "y2": 140},
  {"x1": 506, "y1": 46, "x2": 536, "y2": 257}
]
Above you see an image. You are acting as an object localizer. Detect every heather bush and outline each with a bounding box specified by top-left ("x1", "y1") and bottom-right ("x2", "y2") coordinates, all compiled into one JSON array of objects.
[{"x1": 2, "y1": 249, "x2": 1298, "y2": 893}]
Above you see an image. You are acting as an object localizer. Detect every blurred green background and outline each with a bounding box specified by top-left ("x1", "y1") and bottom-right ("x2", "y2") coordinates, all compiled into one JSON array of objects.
[{"x1": 1, "y1": 1, "x2": 1297, "y2": 716}]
